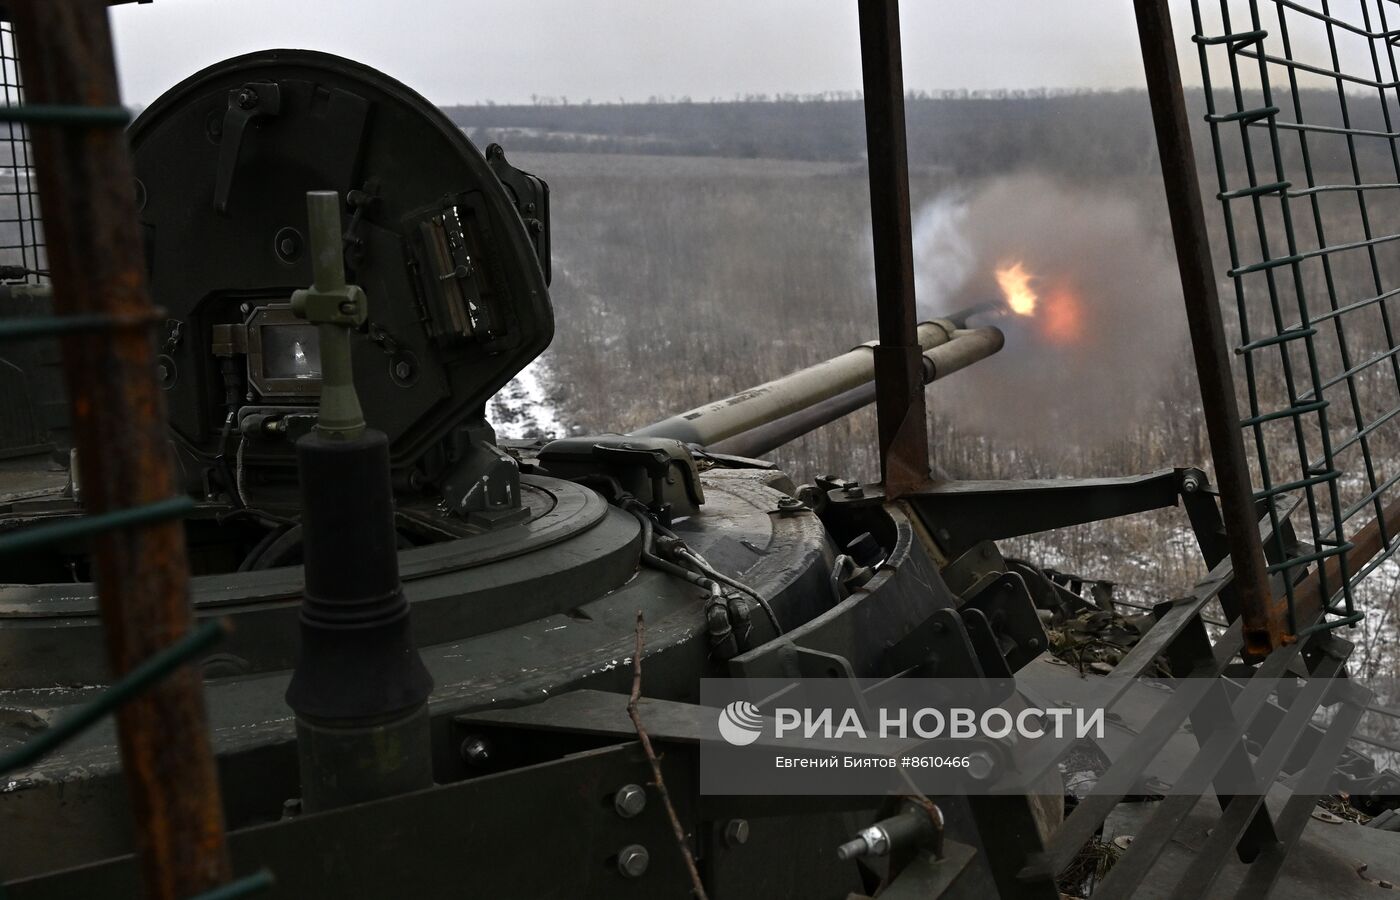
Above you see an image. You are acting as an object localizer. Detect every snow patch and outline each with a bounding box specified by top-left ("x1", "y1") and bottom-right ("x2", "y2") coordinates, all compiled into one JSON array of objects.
[{"x1": 488, "y1": 355, "x2": 568, "y2": 440}]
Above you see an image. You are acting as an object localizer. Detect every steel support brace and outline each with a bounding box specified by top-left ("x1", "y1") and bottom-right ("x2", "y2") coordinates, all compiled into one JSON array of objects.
[
  {"x1": 1134, "y1": 0, "x2": 1281, "y2": 655},
  {"x1": 858, "y1": 0, "x2": 929, "y2": 498},
  {"x1": 1171, "y1": 640, "x2": 1349, "y2": 897},
  {"x1": 1233, "y1": 688, "x2": 1369, "y2": 897},
  {"x1": 901, "y1": 469, "x2": 1187, "y2": 558}
]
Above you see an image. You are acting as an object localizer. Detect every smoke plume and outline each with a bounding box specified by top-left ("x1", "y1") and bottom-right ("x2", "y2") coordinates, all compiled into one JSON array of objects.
[{"x1": 912, "y1": 172, "x2": 1188, "y2": 452}]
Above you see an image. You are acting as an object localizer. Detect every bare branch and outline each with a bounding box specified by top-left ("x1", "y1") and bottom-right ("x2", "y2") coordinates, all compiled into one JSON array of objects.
[{"x1": 626, "y1": 611, "x2": 709, "y2": 900}]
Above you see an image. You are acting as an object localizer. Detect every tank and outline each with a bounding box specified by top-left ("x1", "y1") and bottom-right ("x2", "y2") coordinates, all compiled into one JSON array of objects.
[
  {"x1": 1, "y1": 12, "x2": 1398, "y2": 900},
  {"x1": 0, "y1": 46, "x2": 1022, "y2": 897}
]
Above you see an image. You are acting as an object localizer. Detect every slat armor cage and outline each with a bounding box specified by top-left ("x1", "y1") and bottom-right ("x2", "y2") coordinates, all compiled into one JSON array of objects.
[
  {"x1": 0, "y1": 19, "x2": 44, "y2": 281},
  {"x1": 0, "y1": 20, "x2": 50, "y2": 460},
  {"x1": 1190, "y1": 0, "x2": 1400, "y2": 635}
]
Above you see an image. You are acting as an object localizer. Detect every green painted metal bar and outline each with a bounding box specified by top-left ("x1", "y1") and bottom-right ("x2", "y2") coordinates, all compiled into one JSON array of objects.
[
  {"x1": 186, "y1": 870, "x2": 275, "y2": 900},
  {"x1": 0, "y1": 311, "x2": 159, "y2": 340},
  {"x1": 1233, "y1": 45, "x2": 1400, "y2": 89},
  {"x1": 1275, "y1": 0, "x2": 1388, "y2": 38},
  {"x1": 1191, "y1": 28, "x2": 1268, "y2": 47},
  {"x1": 1225, "y1": 251, "x2": 1304, "y2": 276},
  {"x1": 1237, "y1": 399, "x2": 1329, "y2": 428},
  {"x1": 1217, "y1": 179, "x2": 1289, "y2": 200},
  {"x1": 1297, "y1": 610, "x2": 1365, "y2": 636},
  {"x1": 1229, "y1": 230, "x2": 1400, "y2": 278},
  {"x1": 1251, "y1": 468, "x2": 1340, "y2": 499},
  {"x1": 0, "y1": 496, "x2": 194, "y2": 556},
  {"x1": 1234, "y1": 325, "x2": 1314, "y2": 354},
  {"x1": 1205, "y1": 105, "x2": 1279, "y2": 124},
  {"x1": 1270, "y1": 118, "x2": 1400, "y2": 140},
  {"x1": 1265, "y1": 544, "x2": 1350, "y2": 574},
  {"x1": 0, "y1": 103, "x2": 128, "y2": 126},
  {"x1": 1288, "y1": 181, "x2": 1400, "y2": 197},
  {"x1": 0, "y1": 619, "x2": 225, "y2": 777}
]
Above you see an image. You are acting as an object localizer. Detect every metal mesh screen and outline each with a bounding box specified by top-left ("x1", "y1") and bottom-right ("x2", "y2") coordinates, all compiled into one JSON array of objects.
[
  {"x1": 0, "y1": 19, "x2": 44, "y2": 283},
  {"x1": 1189, "y1": 0, "x2": 1400, "y2": 633}
]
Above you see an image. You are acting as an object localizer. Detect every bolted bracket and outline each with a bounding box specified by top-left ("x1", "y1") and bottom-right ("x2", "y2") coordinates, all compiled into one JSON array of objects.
[
  {"x1": 291, "y1": 282, "x2": 366, "y2": 328},
  {"x1": 291, "y1": 190, "x2": 367, "y2": 440},
  {"x1": 213, "y1": 80, "x2": 281, "y2": 215}
]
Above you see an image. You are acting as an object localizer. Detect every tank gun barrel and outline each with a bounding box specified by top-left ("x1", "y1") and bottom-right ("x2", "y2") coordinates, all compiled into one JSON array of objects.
[
  {"x1": 711, "y1": 325, "x2": 1003, "y2": 458},
  {"x1": 631, "y1": 319, "x2": 1004, "y2": 453},
  {"x1": 942, "y1": 299, "x2": 1002, "y2": 328}
]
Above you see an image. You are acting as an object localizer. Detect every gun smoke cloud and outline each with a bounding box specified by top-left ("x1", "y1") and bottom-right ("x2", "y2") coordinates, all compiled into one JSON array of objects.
[{"x1": 912, "y1": 173, "x2": 1187, "y2": 452}]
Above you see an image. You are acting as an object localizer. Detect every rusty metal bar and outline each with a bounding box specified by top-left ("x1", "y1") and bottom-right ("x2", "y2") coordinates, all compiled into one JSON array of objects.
[
  {"x1": 6, "y1": 3, "x2": 233, "y2": 897},
  {"x1": 1291, "y1": 494, "x2": 1400, "y2": 633},
  {"x1": 1133, "y1": 0, "x2": 1281, "y2": 655},
  {"x1": 858, "y1": 0, "x2": 929, "y2": 499}
]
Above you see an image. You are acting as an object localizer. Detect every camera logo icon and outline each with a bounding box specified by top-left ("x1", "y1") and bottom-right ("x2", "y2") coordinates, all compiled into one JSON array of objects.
[{"x1": 717, "y1": 700, "x2": 763, "y2": 746}]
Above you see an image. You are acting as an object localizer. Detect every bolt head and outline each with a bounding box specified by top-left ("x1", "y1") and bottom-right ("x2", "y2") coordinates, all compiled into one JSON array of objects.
[
  {"x1": 617, "y1": 844, "x2": 649, "y2": 878},
  {"x1": 460, "y1": 736, "x2": 491, "y2": 766},
  {"x1": 967, "y1": 750, "x2": 996, "y2": 781},
  {"x1": 394, "y1": 361, "x2": 412, "y2": 380},
  {"x1": 613, "y1": 784, "x2": 647, "y2": 818},
  {"x1": 776, "y1": 496, "x2": 804, "y2": 515},
  {"x1": 236, "y1": 89, "x2": 258, "y2": 109},
  {"x1": 724, "y1": 818, "x2": 750, "y2": 847}
]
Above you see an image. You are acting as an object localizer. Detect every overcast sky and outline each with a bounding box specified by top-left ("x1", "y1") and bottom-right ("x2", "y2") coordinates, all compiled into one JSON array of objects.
[{"x1": 110, "y1": 1, "x2": 1188, "y2": 107}]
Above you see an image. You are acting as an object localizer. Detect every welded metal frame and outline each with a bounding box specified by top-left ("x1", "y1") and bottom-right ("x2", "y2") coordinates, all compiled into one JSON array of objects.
[
  {"x1": 1144, "y1": 0, "x2": 1400, "y2": 646},
  {"x1": 3, "y1": 3, "x2": 234, "y2": 896},
  {"x1": 0, "y1": 20, "x2": 42, "y2": 281},
  {"x1": 1135, "y1": 0, "x2": 1283, "y2": 655},
  {"x1": 2, "y1": 3, "x2": 1385, "y2": 899},
  {"x1": 858, "y1": 0, "x2": 930, "y2": 499}
]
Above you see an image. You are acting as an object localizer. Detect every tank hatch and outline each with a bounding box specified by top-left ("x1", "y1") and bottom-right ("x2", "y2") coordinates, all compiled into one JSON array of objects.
[{"x1": 128, "y1": 49, "x2": 553, "y2": 502}]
